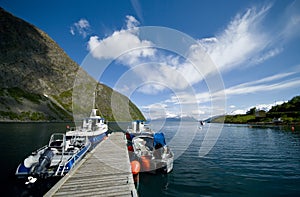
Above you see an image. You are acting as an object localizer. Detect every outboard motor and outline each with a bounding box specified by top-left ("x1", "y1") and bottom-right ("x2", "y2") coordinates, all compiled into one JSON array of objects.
[{"x1": 32, "y1": 148, "x2": 54, "y2": 177}]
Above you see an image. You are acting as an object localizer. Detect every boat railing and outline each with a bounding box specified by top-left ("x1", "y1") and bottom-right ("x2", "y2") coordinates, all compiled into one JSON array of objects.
[
  {"x1": 55, "y1": 161, "x2": 66, "y2": 176},
  {"x1": 68, "y1": 126, "x2": 82, "y2": 132},
  {"x1": 60, "y1": 162, "x2": 68, "y2": 176},
  {"x1": 31, "y1": 145, "x2": 48, "y2": 155}
]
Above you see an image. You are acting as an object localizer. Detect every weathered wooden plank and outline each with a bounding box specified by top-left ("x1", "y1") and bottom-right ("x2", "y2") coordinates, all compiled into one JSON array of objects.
[{"x1": 45, "y1": 132, "x2": 137, "y2": 197}]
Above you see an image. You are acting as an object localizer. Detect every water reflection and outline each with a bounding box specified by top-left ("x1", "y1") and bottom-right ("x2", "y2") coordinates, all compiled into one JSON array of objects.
[{"x1": 1, "y1": 122, "x2": 300, "y2": 196}]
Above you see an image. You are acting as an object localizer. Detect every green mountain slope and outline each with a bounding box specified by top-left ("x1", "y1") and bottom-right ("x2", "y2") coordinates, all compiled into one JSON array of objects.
[
  {"x1": 208, "y1": 95, "x2": 300, "y2": 124},
  {"x1": 0, "y1": 7, "x2": 145, "y2": 121}
]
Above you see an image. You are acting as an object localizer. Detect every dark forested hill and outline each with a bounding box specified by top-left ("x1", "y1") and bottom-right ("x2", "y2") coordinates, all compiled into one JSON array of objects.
[
  {"x1": 269, "y1": 96, "x2": 300, "y2": 114},
  {"x1": 0, "y1": 7, "x2": 144, "y2": 121}
]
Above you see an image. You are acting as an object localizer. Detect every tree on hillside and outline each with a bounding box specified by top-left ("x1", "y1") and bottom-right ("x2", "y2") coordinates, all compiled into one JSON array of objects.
[
  {"x1": 269, "y1": 96, "x2": 300, "y2": 113},
  {"x1": 246, "y1": 107, "x2": 256, "y2": 115}
]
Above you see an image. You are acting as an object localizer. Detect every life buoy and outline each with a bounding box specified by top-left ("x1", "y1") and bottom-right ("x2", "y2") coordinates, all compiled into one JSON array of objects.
[{"x1": 140, "y1": 156, "x2": 151, "y2": 172}]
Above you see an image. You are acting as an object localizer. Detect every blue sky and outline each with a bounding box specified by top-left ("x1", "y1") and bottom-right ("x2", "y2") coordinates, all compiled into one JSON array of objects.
[{"x1": 2, "y1": 0, "x2": 300, "y2": 120}]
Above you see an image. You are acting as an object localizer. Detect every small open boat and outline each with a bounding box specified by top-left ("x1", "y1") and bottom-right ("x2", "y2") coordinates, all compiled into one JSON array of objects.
[
  {"x1": 15, "y1": 133, "x2": 91, "y2": 183},
  {"x1": 199, "y1": 120, "x2": 205, "y2": 126},
  {"x1": 126, "y1": 121, "x2": 174, "y2": 174}
]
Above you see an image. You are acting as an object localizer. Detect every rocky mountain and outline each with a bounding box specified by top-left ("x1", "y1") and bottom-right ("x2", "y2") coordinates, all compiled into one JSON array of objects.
[{"x1": 0, "y1": 7, "x2": 145, "y2": 121}]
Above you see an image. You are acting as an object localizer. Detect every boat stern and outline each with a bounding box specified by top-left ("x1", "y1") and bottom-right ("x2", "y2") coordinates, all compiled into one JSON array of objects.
[{"x1": 15, "y1": 163, "x2": 31, "y2": 178}]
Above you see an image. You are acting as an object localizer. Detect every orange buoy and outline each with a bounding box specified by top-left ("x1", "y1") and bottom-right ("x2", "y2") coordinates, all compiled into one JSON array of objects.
[
  {"x1": 131, "y1": 160, "x2": 140, "y2": 175},
  {"x1": 291, "y1": 126, "x2": 295, "y2": 132},
  {"x1": 128, "y1": 145, "x2": 134, "y2": 152},
  {"x1": 140, "y1": 156, "x2": 151, "y2": 172}
]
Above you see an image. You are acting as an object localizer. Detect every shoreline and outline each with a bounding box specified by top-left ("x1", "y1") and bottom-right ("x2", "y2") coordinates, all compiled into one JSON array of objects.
[
  {"x1": 247, "y1": 122, "x2": 300, "y2": 126},
  {"x1": 210, "y1": 121, "x2": 300, "y2": 126},
  {"x1": 0, "y1": 120, "x2": 73, "y2": 123}
]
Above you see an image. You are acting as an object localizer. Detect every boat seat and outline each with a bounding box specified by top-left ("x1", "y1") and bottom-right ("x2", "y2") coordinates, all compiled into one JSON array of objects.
[
  {"x1": 64, "y1": 141, "x2": 69, "y2": 150},
  {"x1": 50, "y1": 140, "x2": 63, "y2": 148}
]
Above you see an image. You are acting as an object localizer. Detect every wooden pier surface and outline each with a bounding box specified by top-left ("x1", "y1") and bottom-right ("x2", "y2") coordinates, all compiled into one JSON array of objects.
[{"x1": 45, "y1": 132, "x2": 137, "y2": 197}]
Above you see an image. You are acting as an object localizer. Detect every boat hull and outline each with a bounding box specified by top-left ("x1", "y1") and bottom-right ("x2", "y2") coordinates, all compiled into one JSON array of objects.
[
  {"x1": 88, "y1": 132, "x2": 107, "y2": 148},
  {"x1": 15, "y1": 135, "x2": 91, "y2": 179},
  {"x1": 127, "y1": 132, "x2": 174, "y2": 174},
  {"x1": 66, "y1": 128, "x2": 108, "y2": 149}
]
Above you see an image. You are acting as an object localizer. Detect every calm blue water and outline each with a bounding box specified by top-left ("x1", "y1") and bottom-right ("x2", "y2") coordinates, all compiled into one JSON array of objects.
[
  {"x1": 138, "y1": 122, "x2": 300, "y2": 197},
  {"x1": 0, "y1": 122, "x2": 71, "y2": 196},
  {"x1": 0, "y1": 122, "x2": 300, "y2": 196}
]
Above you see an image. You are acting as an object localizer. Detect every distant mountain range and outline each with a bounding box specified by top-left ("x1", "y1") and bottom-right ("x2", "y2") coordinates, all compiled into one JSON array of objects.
[
  {"x1": 0, "y1": 7, "x2": 145, "y2": 121},
  {"x1": 151, "y1": 115, "x2": 197, "y2": 122},
  {"x1": 229, "y1": 102, "x2": 285, "y2": 115}
]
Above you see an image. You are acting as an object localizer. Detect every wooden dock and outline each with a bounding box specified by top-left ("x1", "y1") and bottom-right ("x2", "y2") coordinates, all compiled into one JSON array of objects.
[{"x1": 45, "y1": 132, "x2": 137, "y2": 197}]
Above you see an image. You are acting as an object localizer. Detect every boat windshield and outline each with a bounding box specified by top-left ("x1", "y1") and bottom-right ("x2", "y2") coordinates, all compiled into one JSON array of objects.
[
  {"x1": 134, "y1": 137, "x2": 154, "y2": 151},
  {"x1": 48, "y1": 133, "x2": 66, "y2": 149}
]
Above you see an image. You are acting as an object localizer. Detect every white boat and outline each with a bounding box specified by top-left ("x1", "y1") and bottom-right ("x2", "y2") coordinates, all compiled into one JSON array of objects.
[
  {"x1": 127, "y1": 120, "x2": 152, "y2": 133},
  {"x1": 199, "y1": 120, "x2": 205, "y2": 126},
  {"x1": 66, "y1": 108, "x2": 108, "y2": 147},
  {"x1": 272, "y1": 117, "x2": 283, "y2": 124},
  {"x1": 126, "y1": 121, "x2": 174, "y2": 174},
  {"x1": 15, "y1": 133, "x2": 91, "y2": 182}
]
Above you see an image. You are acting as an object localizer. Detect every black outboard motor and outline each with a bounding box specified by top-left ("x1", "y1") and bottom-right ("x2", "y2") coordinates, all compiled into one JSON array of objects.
[{"x1": 32, "y1": 148, "x2": 54, "y2": 177}]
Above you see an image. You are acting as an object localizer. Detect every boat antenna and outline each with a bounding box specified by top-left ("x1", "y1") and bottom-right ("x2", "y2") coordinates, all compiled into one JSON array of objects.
[{"x1": 93, "y1": 91, "x2": 96, "y2": 109}]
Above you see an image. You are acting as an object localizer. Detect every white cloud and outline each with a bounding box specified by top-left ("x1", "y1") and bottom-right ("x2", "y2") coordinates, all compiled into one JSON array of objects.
[
  {"x1": 197, "y1": 5, "x2": 272, "y2": 72},
  {"x1": 84, "y1": 15, "x2": 209, "y2": 95},
  {"x1": 70, "y1": 19, "x2": 91, "y2": 38},
  {"x1": 82, "y1": 4, "x2": 300, "y2": 120},
  {"x1": 230, "y1": 109, "x2": 247, "y2": 115},
  {"x1": 130, "y1": 0, "x2": 144, "y2": 23},
  {"x1": 280, "y1": 1, "x2": 300, "y2": 41},
  {"x1": 230, "y1": 72, "x2": 296, "y2": 90},
  {"x1": 141, "y1": 100, "x2": 208, "y2": 120},
  {"x1": 165, "y1": 4, "x2": 284, "y2": 96},
  {"x1": 86, "y1": 6, "x2": 287, "y2": 95},
  {"x1": 224, "y1": 79, "x2": 300, "y2": 97},
  {"x1": 157, "y1": 71, "x2": 300, "y2": 118},
  {"x1": 255, "y1": 102, "x2": 283, "y2": 111},
  {"x1": 225, "y1": 75, "x2": 300, "y2": 97},
  {"x1": 87, "y1": 16, "x2": 155, "y2": 62},
  {"x1": 193, "y1": 109, "x2": 205, "y2": 115},
  {"x1": 135, "y1": 62, "x2": 196, "y2": 93},
  {"x1": 141, "y1": 102, "x2": 172, "y2": 120},
  {"x1": 126, "y1": 15, "x2": 140, "y2": 29},
  {"x1": 196, "y1": 2, "x2": 300, "y2": 74},
  {"x1": 252, "y1": 48, "x2": 283, "y2": 64},
  {"x1": 87, "y1": 33, "x2": 154, "y2": 60},
  {"x1": 70, "y1": 28, "x2": 75, "y2": 35}
]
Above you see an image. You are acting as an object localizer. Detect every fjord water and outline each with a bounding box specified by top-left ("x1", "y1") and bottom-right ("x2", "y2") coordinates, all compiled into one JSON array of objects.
[
  {"x1": 137, "y1": 121, "x2": 300, "y2": 197},
  {"x1": 0, "y1": 122, "x2": 69, "y2": 196},
  {"x1": 0, "y1": 122, "x2": 300, "y2": 196}
]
